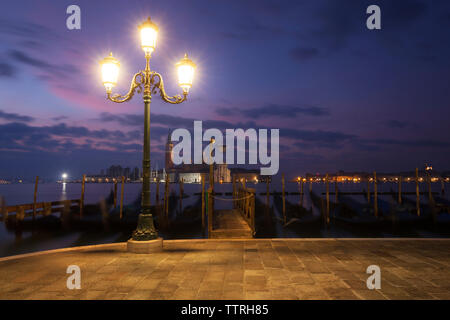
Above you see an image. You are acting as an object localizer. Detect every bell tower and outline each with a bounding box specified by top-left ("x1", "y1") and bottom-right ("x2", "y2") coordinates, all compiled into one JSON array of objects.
[{"x1": 165, "y1": 130, "x2": 174, "y2": 170}]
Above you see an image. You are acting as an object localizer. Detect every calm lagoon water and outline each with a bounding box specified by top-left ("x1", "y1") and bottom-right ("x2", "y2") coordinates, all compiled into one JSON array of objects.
[{"x1": 0, "y1": 181, "x2": 448, "y2": 257}]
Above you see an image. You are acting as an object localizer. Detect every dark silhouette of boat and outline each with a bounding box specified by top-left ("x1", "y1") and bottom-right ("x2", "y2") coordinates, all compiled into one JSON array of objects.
[{"x1": 272, "y1": 192, "x2": 322, "y2": 236}]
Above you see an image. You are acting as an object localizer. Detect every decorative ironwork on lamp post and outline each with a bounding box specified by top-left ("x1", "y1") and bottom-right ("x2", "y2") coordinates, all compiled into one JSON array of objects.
[{"x1": 99, "y1": 17, "x2": 196, "y2": 241}]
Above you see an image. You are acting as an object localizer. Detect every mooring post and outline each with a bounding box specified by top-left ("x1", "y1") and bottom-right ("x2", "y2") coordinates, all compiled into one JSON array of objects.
[
  {"x1": 251, "y1": 190, "x2": 256, "y2": 235},
  {"x1": 232, "y1": 174, "x2": 236, "y2": 209},
  {"x1": 309, "y1": 179, "x2": 312, "y2": 193},
  {"x1": 179, "y1": 178, "x2": 183, "y2": 214},
  {"x1": 165, "y1": 173, "x2": 170, "y2": 226},
  {"x1": 156, "y1": 176, "x2": 160, "y2": 206},
  {"x1": 367, "y1": 177, "x2": 370, "y2": 204},
  {"x1": 282, "y1": 173, "x2": 286, "y2": 224},
  {"x1": 301, "y1": 179, "x2": 304, "y2": 206},
  {"x1": 398, "y1": 176, "x2": 402, "y2": 204},
  {"x1": 120, "y1": 176, "x2": 125, "y2": 219},
  {"x1": 207, "y1": 187, "x2": 213, "y2": 237},
  {"x1": 374, "y1": 171, "x2": 378, "y2": 218},
  {"x1": 33, "y1": 176, "x2": 39, "y2": 220},
  {"x1": 113, "y1": 179, "x2": 118, "y2": 208},
  {"x1": 80, "y1": 174, "x2": 85, "y2": 218},
  {"x1": 15, "y1": 206, "x2": 23, "y2": 241},
  {"x1": 181, "y1": 177, "x2": 184, "y2": 196},
  {"x1": 245, "y1": 188, "x2": 249, "y2": 220},
  {"x1": 201, "y1": 174, "x2": 205, "y2": 230},
  {"x1": 209, "y1": 138, "x2": 214, "y2": 193},
  {"x1": 441, "y1": 177, "x2": 445, "y2": 196},
  {"x1": 0, "y1": 197, "x2": 6, "y2": 223},
  {"x1": 415, "y1": 168, "x2": 420, "y2": 216},
  {"x1": 325, "y1": 173, "x2": 330, "y2": 224},
  {"x1": 334, "y1": 177, "x2": 338, "y2": 203},
  {"x1": 428, "y1": 172, "x2": 433, "y2": 205}
]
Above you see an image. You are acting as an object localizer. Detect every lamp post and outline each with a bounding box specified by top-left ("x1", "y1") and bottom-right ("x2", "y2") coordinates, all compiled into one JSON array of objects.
[{"x1": 100, "y1": 17, "x2": 196, "y2": 241}]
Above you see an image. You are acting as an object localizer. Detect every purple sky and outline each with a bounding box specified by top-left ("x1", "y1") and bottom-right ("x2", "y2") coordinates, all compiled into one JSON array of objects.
[{"x1": 0, "y1": 0, "x2": 449, "y2": 181}]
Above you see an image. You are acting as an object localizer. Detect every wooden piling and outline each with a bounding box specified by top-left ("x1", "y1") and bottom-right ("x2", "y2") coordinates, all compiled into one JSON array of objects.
[
  {"x1": 367, "y1": 178, "x2": 370, "y2": 204},
  {"x1": 80, "y1": 174, "x2": 85, "y2": 218},
  {"x1": 428, "y1": 172, "x2": 434, "y2": 205},
  {"x1": 1, "y1": 197, "x2": 6, "y2": 223},
  {"x1": 374, "y1": 172, "x2": 378, "y2": 218},
  {"x1": 282, "y1": 173, "x2": 286, "y2": 224},
  {"x1": 201, "y1": 174, "x2": 205, "y2": 229},
  {"x1": 165, "y1": 173, "x2": 170, "y2": 226},
  {"x1": 113, "y1": 179, "x2": 118, "y2": 208},
  {"x1": 334, "y1": 177, "x2": 338, "y2": 203},
  {"x1": 207, "y1": 187, "x2": 213, "y2": 237},
  {"x1": 180, "y1": 177, "x2": 184, "y2": 196},
  {"x1": 300, "y1": 179, "x2": 304, "y2": 206},
  {"x1": 232, "y1": 174, "x2": 236, "y2": 209},
  {"x1": 120, "y1": 176, "x2": 125, "y2": 219},
  {"x1": 33, "y1": 176, "x2": 39, "y2": 220},
  {"x1": 209, "y1": 138, "x2": 214, "y2": 193},
  {"x1": 415, "y1": 168, "x2": 420, "y2": 216},
  {"x1": 325, "y1": 173, "x2": 329, "y2": 224},
  {"x1": 61, "y1": 200, "x2": 71, "y2": 230},
  {"x1": 442, "y1": 177, "x2": 445, "y2": 196},
  {"x1": 156, "y1": 176, "x2": 160, "y2": 205},
  {"x1": 398, "y1": 176, "x2": 402, "y2": 204},
  {"x1": 179, "y1": 178, "x2": 183, "y2": 214},
  {"x1": 309, "y1": 179, "x2": 312, "y2": 193}
]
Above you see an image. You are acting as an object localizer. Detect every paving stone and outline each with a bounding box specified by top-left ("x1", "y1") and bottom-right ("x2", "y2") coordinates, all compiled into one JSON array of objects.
[
  {"x1": 0, "y1": 239, "x2": 449, "y2": 300},
  {"x1": 196, "y1": 290, "x2": 222, "y2": 300},
  {"x1": 352, "y1": 289, "x2": 387, "y2": 300},
  {"x1": 245, "y1": 290, "x2": 272, "y2": 300}
]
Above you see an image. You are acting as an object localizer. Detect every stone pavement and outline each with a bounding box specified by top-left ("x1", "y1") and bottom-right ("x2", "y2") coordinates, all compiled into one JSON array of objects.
[{"x1": 0, "y1": 239, "x2": 449, "y2": 300}]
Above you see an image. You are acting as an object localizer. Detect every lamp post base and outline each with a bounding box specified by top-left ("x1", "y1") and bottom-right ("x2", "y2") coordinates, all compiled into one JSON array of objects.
[
  {"x1": 127, "y1": 237, "x2": 163, "y2": 254},
  {"x1": 131, "y1": 213, "x2": 158, "y2": 241}
]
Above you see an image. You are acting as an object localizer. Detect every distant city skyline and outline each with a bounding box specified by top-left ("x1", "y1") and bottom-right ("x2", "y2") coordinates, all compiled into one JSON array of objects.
[{"x1": 1, "y1": 1, "x2": 450, "y2": 180}]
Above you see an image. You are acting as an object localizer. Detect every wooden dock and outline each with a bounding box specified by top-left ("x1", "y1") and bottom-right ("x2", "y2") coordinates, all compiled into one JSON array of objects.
[{"x1": 210, "y1": 209, "x2": 253, "y2": 239}]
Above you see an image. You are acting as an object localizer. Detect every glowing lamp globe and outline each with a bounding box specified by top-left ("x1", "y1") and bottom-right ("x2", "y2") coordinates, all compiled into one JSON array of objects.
[
  {"x1": 176, "y1": 53, "x2": 196, "y2": 93},
  {"x1": 100, "y1": 53, "x2": 120, "y2": 93},
  {"x1": 139, "y1": 17, "x2": 158, "y2": 55}
]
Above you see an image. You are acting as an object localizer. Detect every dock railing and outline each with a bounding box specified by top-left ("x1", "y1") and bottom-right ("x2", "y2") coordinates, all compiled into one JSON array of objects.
[
  {"x1": 235, "y1": 187, "x2": 255, "y2": 235},
  {"x1": 1, "y1": 199, "x2": 81, "y2": 223}
]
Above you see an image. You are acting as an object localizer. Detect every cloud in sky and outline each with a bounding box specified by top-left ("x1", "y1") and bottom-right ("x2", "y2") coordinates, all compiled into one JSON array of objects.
[
  {"x1": 1, "y1": 107, "x2": 450, "y2": 179},
  {"x1": 361, "y1": 138, "x2": 450, "y2": 148},
  {"x1": 290, "y1": 47, "x2": 320, "y2": 61},
  {"x1": 0, "y1": 109, "x2": 34, "y2": 122},
  {"x1": 218, "y1": 104, "x2": 329, "y2": 118},
  {"x1": 0, "y1": 18, "x2": 62, "y2": 41},
  {"x1": 8, "y1": 50, "x2": 79, "y2": 79},
  {"x1": 386, "y1": 120, "x2": 413, "y2": 129},
  {"x1": 0, "y1": 62, "x2": 16, "y2": 77},
  {"x1": 0, "y1": 121, "x2": 142, "y2": 152}
]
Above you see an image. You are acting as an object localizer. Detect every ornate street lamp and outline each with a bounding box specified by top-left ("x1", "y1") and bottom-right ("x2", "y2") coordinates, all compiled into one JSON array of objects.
[{"x1": 100, "y1": 17, "x2": 196, "y2": 241}]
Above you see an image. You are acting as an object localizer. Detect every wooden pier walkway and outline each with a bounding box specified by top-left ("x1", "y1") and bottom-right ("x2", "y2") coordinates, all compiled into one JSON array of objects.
[
  {"x1": 204, "y1": 181, "x2": 256, "y2": 239},
  {"x1": 210, "y1": 209, "x2": 253, "y2": 239}
]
